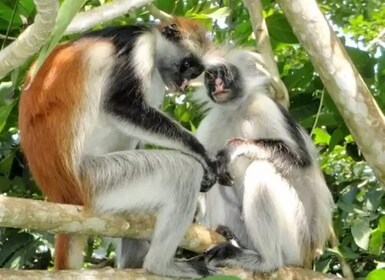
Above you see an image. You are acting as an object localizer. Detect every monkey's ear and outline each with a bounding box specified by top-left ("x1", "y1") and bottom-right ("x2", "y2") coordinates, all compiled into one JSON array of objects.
[{"x1": 161, "y1": 23, "x2": 182, "y2": 42}]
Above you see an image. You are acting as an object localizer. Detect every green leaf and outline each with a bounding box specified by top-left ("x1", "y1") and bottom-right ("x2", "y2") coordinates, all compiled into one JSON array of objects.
[
  {"x1": 351, "y1": 220, "x2": 371, "y2": 250},
  {"x1": 378, "y1": 216, "x2": 385, "y2": 232},
  {"x1": 331, "y1": 245, "x2": 360, "y2": 259},
  {"x1": 284, "y1": 61, "x2": 314, "y2": 90},
  {"x1": 0, "y1": 153, "x2": 14, "y2": 176},
  {"x1": 369, "y1": 228, "x2": 383, "y2": 255},
  {"x1": 346, "y1": 47, "x2": 375, "y2": 79},
  {"x1": 0, "y1": 176, "x2": 11, "y2": 192},
  {"x1": 329, "y1": 126, "x2": 349, "y2": 150},
  {"x1": 367, "y1": 269, "x2": 385, "y2": 280},
  {"x1": 265, "y1": 13, "x2": 298, "y2": 44},
  {"x1": 0, "y1": 81, "x2": 15, "y2": 105},
  {"x1": 0, "y1": 231, "x2": 34, "y2": 267},
  {"x1": 312, "y1": 127, "x2": 331, "y2": 145},
  {"x1": 0, "y1": 100, "x2": 16, "y2": 132}
]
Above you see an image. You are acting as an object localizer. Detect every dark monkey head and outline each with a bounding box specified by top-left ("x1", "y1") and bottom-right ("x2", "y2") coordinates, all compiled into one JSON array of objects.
[
  {"x1": 156, "y1": 18, "x2": 208, "y2": 92},
  {"x1": 204, "y1": 63, "x2": 244, "y2": 104}
]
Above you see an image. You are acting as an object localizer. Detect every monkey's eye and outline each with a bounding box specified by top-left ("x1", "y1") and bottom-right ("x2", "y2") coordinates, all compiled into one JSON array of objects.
[
  {"x1": 184, "y1": 61, "x2": 191, "y2": 69},
  {"x1": 205, "y1": 71, "x2": 214, "y2": 79}
]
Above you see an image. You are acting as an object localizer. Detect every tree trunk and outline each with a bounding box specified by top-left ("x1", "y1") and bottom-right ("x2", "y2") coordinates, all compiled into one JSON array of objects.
[{"x1": 277, "y1": 0, "x2": 385, "y2": 186}]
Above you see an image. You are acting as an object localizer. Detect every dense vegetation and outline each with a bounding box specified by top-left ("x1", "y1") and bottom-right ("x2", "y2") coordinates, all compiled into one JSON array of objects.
[{"x1": 0, "y1": 0, "x2": 384, "y2": 279}]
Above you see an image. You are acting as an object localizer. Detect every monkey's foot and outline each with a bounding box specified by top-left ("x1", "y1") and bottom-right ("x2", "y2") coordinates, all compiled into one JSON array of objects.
[
  {"x1": 204, "y1": 243, "x2": 242, "y2": 266},
  {"x1": 215, "y1": 225, "x2": 237, "y2": 241},
  {"x1": 144, "y1": 259, "x2": 216, "y2": 278}
]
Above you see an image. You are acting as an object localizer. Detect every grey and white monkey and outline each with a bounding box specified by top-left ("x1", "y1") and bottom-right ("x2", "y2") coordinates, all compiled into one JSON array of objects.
[
  {"x1": 195, "y1": 49, "x2": 334, "y2": 272},
  {"x1": 20, "y1": 18, "x2": 219, "y2": 278}
]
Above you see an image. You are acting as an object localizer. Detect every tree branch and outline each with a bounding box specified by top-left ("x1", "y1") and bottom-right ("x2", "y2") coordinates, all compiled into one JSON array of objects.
[
  {"x1": 0, "y1": 196, "x2": 224, "y2": 253},
  {"x1": 242, "y1": 0, "x2": 290, "y2": 108},
  {"x1": 277, "y1": 0, "x2": 385, "y2": 186},
  {"x1": 0, "y1": 267, "x2": 339, "y2": 279},
  {"x1": 0, "y1": 196, "x2": 340, "y2": 279},
  {"x1": 0, "y1": 0, "x2": 59, "y2": 79},
  {"x1": 64, "y1": 0, "x2": 153, "y2": 35}
]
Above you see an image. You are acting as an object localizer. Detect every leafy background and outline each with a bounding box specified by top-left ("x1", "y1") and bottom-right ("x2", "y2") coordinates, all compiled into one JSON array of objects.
[{"x1": 0, "y1": 0, "x2": 384, "y2": 279}]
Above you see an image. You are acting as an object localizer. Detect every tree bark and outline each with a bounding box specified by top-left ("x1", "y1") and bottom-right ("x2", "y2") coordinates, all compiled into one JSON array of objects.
[
  {"x1": 0, "y1": 196, "x2": 225, "y2": 253},
  {"x1": 242, "y1": 0, "x2": 290, "y2": 108},
  {"x1": 277, "y1": 0, "x2": 385, "y2": 186},
  {"x1": 0, "y1": 267, "x2": 339, "y2": 280},
  {"x1": 0, "y1": 0, "x2": 59, "y2": 79}
]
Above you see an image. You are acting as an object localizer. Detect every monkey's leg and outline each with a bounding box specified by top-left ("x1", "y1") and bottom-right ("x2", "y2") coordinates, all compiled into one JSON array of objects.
[
  {"x1": 206, "y1": 160, "x2": 305, "y2": 272},
  {"x1": 82, "y1": 150, "x2": 215, "y2": 278},
  {"x1": 116, "y1": 238, "x2": 150, "y2": 268}
]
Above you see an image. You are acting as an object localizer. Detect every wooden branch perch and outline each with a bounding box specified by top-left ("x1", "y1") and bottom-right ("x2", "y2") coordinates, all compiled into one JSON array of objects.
[
  {"x1": 0, "y1": 267, "x2": 339, "y2": 279},
  {"x1": 277, "y1": 0, "x2": 385, "y2": 186},
  {"x1": 242, "y1": 0, "x2": 290, "y2": 108},
  {"x1": 0, "y1": 196, "x2": 340, "y2": 279},
  {"x1": 0, "y1": 196, "x2": 224, "y2": 253},
  {"x1": 0, "y1": 0, "x2": 59, "y2": 79},
  {"x1": 64, "y1": 0, "x2": 153, "y2": 35}
]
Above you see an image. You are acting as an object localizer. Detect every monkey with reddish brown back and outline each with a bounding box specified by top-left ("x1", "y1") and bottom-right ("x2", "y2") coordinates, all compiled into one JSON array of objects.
[{"x1": 19, "y1": 18, "x2": 219, "y2": 278}]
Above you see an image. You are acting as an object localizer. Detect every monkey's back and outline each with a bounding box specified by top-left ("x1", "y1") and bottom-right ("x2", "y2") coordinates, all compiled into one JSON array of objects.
[{"x1": 19, "y1": 42, "x2": 91, "y2": 205}]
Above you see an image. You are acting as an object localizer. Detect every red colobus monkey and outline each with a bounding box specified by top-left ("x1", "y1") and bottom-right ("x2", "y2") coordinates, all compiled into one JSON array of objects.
[
  {"x1": 19, "y1": 18, "x2": 219, "y2": 278},
  {"x1": 196, "y1": 50, "x2": 334, "y2": 271}
]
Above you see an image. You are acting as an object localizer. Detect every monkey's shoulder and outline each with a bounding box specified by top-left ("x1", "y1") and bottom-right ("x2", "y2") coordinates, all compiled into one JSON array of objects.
[{"x1": 81, "y1": 25, "x2": 152, "y2": 56}]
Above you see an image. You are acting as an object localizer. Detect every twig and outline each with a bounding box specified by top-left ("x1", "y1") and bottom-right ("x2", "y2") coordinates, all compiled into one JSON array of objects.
[{"x1": 64, "y1": 0, "x2": 153, "y2": 35}]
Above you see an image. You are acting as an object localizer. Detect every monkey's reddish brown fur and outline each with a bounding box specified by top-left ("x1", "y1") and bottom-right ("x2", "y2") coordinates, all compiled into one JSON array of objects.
[
  {"x1": 19, "y1": 41, "x2": 93, "y2": 269},
  {"x1": 19, "y1": 18, "x2": 209, "y2": 272}
]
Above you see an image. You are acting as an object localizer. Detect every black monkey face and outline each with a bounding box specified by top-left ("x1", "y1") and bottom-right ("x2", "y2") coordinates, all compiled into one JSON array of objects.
[
  {"x1": 157, "y1": 53, "x2": 204, "y2": 92},
  {"x1": 204, "y1": 63, "x2": 243, "y2": 104}
]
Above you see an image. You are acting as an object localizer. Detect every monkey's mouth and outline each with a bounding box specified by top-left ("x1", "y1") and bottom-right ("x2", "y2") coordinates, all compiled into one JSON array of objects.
[
  {"x1": 167, "y1": 79, "x2": 190, "y2": 93},
  {"x1": 212, "y1": 90, "x2": 231, "y2": 103}
]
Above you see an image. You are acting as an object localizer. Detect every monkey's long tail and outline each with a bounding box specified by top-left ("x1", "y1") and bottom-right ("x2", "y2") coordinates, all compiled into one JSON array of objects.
[{"x1": 55, "y1": 234, "x2": 87, "y2": 269}]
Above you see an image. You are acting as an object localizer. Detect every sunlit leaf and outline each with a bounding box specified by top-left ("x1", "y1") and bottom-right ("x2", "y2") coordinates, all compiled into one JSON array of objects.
[
  {"x1": 379, "y1": 216, "x2": 385, "y2": 232},
  {"x1": 351, "y1": 220, "x2": 371, "y2": 250},
  {"x1": 369, "y1": 228, "x2": 383, "y2": 255},
  {"x1": 312, "y1": 127, "x2": 331, "y2": 145},
  {"x1": 367, "y1": 269, "x2": 385, "y2": 280}
]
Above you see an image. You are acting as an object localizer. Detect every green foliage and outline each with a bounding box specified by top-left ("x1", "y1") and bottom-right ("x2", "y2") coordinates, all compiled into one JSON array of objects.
[{"x1": 0, "y1": 0, "x2": 384, "y2": 278}]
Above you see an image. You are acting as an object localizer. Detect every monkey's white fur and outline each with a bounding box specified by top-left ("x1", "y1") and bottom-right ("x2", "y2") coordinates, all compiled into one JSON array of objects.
[
  {"x1": 69, "y1": 32, "x2": 210, "y2": 277},
  {"x1": 196, "y1": 49, "x2": 334, "y2": 271}
]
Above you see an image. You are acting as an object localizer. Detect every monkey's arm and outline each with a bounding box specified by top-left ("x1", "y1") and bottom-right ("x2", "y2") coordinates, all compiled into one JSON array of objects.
[
  {"x1": 217, "y1": 137, "x2": 311, "y2": 178},
  {"x1": 110, "y1": 101, "x2": 211, "y2": 162}
]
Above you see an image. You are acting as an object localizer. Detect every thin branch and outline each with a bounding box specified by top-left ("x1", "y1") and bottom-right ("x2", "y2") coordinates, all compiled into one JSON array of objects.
[
  {"x1": 366, "y1": 28, "x2": 385, "y2": 51},
  {"x1": 64, "y1": 0, "x2": 153, "y2": 35},
  {"x1": 147, "y1": 4, "x2": 173, "y2": 21},
  {"x1": 0, "y1": 0, "x2": 59, "y2": 79},
  {"x1": 242, "y1": 0, "x2": 290, "y2": 108}
]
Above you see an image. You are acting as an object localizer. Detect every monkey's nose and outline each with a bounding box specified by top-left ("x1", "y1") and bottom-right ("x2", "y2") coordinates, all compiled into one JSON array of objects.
[{"x1": 215, "y1": 78, "x2": 224, "y2": 92}]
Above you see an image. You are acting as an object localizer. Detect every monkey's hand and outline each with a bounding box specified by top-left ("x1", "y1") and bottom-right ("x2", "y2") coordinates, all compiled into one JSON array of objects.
[
  {"x1": 161, "y1": 23, "x2": 182, "y2": 42},
  {"x1": 200, "y1": 160, "x2": 217, "y2": 192},
  {"x1": 215, "y1": 149, "x2": 234, "y2": 187}
]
